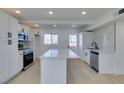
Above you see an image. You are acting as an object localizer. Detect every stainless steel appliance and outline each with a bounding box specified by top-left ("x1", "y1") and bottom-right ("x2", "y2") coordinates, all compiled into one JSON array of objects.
[
  {"x1": 23, "y1": 48, "x2": 33, "y2": 70},
  {"x1": 90, "y1": 51, "x2": 99, "y2": 72},
  {"x1": 18, "y1": 31, "x2": 29, "y2": 42}
]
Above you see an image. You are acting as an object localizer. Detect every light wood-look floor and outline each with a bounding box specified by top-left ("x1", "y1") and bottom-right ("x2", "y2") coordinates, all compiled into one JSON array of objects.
[
  {"x1": 8, "y1": 61, "x2": 40, "y2": 84},
  {"x1": 67, "y1": 59, "x2": 124, "y2": 84},
  {"x1": 8, "y1": 59, "x2": 124, "y2": 84}
]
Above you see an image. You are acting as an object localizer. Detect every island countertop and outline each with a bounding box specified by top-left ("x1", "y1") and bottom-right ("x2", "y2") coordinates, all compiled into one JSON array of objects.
[
  {"x1": 39, "y1": 48, "x2": 80, "y2": 84},
  {"x1": 40, "y1": 48, "x2": 80, "y2": 59}
]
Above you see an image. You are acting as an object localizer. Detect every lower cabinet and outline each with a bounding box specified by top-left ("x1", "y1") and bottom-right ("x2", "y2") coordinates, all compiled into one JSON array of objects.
[
  {"x1": 8, "y1": 44, "x2": 18, "y2": 78},
  {"x1": 7, "y1": 51, "x2": 23, "y2": 81},
  {"x1": 0, "y1": 40, "x2": 9, "y2": 83},
  {"x1": 0, "y1": 12, "x2": 9, "y2": 83},
  {"x1": 84, "y1": 50, "x2": 90, "y2": 64},
  {"x1": 17, "y1": 51, "x2": 23, "y2": 72}
]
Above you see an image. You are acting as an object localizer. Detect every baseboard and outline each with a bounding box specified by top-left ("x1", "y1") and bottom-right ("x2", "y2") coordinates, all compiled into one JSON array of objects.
[{"x1": 4, "y1": 71, "x2": 22, "y2": 84}]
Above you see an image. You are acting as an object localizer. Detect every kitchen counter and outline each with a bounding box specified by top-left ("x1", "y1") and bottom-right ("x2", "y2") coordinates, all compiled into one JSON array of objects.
[
  {"x1": 87, "y1": 48, "x2": 115, "y2": 54},
  {"x1": 85, "y1": 48, "x2": 115, "y2": 74},
  {"x1": 39, "y1": 48, "x2": 80, "y2": 84},
  {"x1": 18, "y1": 50, "x2": 24, "y2": 54},
  {"x1": 87, "y1": 48, "x2": 103, "y2": 53}
]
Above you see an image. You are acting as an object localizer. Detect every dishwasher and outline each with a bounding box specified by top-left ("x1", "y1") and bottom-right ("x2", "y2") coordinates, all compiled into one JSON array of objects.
[{"x1": 90, "y1": 51, "x2": 99, "y2": 72}]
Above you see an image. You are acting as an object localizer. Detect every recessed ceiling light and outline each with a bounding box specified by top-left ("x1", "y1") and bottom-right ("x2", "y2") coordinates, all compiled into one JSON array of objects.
[
  {"x1": 53, "y1": 25, "x2": 56, "y2": 27},
  {"x1": 35, "y1": 24, "x2": 39, "y2": 27},
  {"x1": 49, "y1": 11, "x2": 53, "y2": 15},
  {"x1": 72, "y1": 24, "x2": 76, "y2": 27},
  {"x1": 16, "y1": 10, "x2": 21, "y2": 14},
  {"x1": 81, "y1": 11, "x2": 86, "y2": 15}
]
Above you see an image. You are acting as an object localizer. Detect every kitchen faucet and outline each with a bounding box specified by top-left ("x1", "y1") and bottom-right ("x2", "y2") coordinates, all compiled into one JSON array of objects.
[{"x1": 91, "y1": 41, "x2": 99, "y2": 49}]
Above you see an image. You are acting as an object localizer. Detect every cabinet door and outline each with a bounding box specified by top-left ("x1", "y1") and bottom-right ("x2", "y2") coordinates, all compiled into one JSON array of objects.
[
  {"x1": 17, "y1": 52, "x2": 23, "y2": 72},
  {"x1": 84, "y1": 50, "x2": 90, "y2": 64},
  {"x1": 83, "y1": 32, "x2": 93, "y2": 49},
  {"x1": 0, "y1": 12, "x2": 8, "y2": 39},
  {"x1": 0, "y1": 12, "x2": 9, "y2": 83},
  {"x1": 0, "y1": 40, "x2": 9, "y2": 83},
  {"x1": 8, "y1": 17, "x2": 18, "y2": 78}
]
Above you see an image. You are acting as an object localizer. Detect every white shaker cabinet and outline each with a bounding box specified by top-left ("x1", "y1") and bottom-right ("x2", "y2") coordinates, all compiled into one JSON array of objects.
[
  {"x1": 0, "y1": 12, "x2": 9, "y2": 83},
  {"x1": 82, "y1": 32, "x2": 93, "y2": 49},
  {"x1": 18, "y1": 24, "x2": 30, "y2": 33},
  {"x1": 17, "y1": 51, "x2": 23, "y2": 73},
  {"x1": 8, "y1": 16, "x2": 18, "y2": 78},
  {"x1": 0, "y1": 11, "x2": 19, "y2": 83},
  {"x1": 84, "y1": 50, "x2": 91, "y2": 64}
]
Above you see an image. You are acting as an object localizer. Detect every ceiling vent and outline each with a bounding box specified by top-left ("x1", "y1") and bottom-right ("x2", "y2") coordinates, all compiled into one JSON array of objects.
[
  {"x1": 119, "y1": 8, "x2": 124, "y2": 15},
  {"x1": 114, "y1": 8, "x2": 124, "y2": 17},
  {"x1": 86, "y1": 30, "x2": 93, "y2": 32}
]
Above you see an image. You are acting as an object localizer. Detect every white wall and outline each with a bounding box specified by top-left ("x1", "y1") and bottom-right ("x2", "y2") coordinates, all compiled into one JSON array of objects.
[
  {"x1": 28, "y1": 28, "x2": 39, "y2": 60},
  {"x1": 35, "y1": 35, "x2": 42, "y2": 58},
  {"x1": 93, "y1": 23, "x2": 115, "y2": 53},
  {"x1": 84, "y1": 9, "x2": 118, "y2": 31},
  {"x1": 114, "y1": 21, "x2": 124, "y2": 74},
  {"x1": 36, "y1": 25, "x2": 79, "y2": 57}
]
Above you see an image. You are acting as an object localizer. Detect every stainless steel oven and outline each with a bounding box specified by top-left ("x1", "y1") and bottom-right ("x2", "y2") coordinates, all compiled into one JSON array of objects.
[{"x1": 23, "y1": 48, "x2": 33, "y2": 70}]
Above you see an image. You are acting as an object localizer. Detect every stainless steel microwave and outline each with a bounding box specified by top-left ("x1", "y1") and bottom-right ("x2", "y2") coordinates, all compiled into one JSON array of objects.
[{"x1": 18, "y1": 32, "x2": 28, "y2": 41}]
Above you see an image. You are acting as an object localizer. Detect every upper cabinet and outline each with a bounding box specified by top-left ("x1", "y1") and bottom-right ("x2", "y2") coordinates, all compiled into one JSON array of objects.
[
  {"x1": 79, "y1": 32, "x2": 93, "y2": 50},
  {"x1": 0, "y1": 12, "x2": 8, "y2": 40},
  {"x1": 18, "y1": 24, "x2": 30, "y2": 34}
]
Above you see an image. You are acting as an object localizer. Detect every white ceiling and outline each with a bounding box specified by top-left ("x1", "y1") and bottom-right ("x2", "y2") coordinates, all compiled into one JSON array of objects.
[{"x1": 2, "y1": 8, "x2": 117, "y2": 27}]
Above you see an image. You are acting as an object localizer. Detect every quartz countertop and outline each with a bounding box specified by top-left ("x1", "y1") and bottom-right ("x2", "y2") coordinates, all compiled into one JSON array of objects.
[
  {"x1": 40, "y1": 48, "x2": 80, "y2": 59},
  {"x1": 87, "y1": 48, "x2": 115, "y2": 54},
  {"x1": 18, "y1": 50, "x2": 24, "y2": 53}
]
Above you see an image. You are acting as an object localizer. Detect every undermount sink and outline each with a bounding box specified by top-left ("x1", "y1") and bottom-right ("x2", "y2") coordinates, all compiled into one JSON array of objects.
[
  {"x1": 88, "y1": 48, "x2": 99, "y2": 50},
  {"x1": 88, "y1": 48, "x2": 95, "y2": 50}
]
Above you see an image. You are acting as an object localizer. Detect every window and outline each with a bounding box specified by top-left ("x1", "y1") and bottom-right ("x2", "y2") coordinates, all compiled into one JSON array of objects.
[
  {"x1": 51, "y1": 34, "x2": 58, "y2": 44},
  {"x1": 69, "y1": 35, "x2": 77, "y2": 47},
  {"x1": 44, "y1": 34, "x2": 58, "y2": 44},
  {"x1": 44, "y1": 34, "x2": 51, "y2": 44}
]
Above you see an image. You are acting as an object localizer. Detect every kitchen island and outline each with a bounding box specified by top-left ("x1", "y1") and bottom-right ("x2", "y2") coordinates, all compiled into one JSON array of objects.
[{"x1": 39, "y1": 48, "x2": 80, "y2": 84}]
